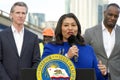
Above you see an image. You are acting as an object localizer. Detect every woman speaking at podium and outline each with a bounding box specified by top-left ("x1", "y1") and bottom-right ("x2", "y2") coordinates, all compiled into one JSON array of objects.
[{"x1": 42, "y1": 13, "x2": 107, "y2": 80}]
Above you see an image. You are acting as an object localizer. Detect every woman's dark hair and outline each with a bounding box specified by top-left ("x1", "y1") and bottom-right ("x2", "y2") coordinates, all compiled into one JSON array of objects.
[{"x1": 54, "y1": 13, "x2": 85, "y2": 45}]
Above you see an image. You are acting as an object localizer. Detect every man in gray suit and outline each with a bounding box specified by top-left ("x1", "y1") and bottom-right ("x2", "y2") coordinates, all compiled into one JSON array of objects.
[
  {"x1": 84, "y1": 3, "x2": 120, "y2": 80},
  {"x1": 0, "y1": 2, "x2": 40, "y2": 80}
]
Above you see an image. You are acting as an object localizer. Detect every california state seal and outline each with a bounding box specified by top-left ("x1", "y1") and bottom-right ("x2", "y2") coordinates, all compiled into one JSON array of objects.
[{"x1": 36, "y1": 54, "x2": 76, "y2": 80}]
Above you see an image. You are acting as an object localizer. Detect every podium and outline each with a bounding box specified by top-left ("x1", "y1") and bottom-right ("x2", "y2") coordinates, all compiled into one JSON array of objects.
[
  {"x1": 20, "y1": 68, "x2": 96, "y2": 80},
  {"x1": 20, "y1": 68, "x2": 36, "y2": 80},
  {"x1": 76, "y1": 68, "x2": 96, "y2": 80}
]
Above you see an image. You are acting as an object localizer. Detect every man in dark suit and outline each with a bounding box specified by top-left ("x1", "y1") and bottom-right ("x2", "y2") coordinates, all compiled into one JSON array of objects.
[
  {"x1": 0, "y1": 2, "x2": 40, "y2": 80},
  {"x1": 84, "y1": 3, "x2": 120, "y2": 80}
]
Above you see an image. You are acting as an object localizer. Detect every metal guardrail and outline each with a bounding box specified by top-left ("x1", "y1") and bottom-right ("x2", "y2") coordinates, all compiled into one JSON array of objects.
[
  {"x1": 0, "y1": 9, "x2": 42, "y2": 31},
  {"x1": 0, "y1": 9, "x2": 43, "y2": 39}
]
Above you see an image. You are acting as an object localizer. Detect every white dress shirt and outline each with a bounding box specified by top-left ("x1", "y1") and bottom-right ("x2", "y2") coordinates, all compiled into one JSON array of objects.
[
  {"x1": 11, "y1": 25, "x2": 24, "y2": 56},
  {"x1": 102, "y1": 22, "x2": 116, "y2": 58}
]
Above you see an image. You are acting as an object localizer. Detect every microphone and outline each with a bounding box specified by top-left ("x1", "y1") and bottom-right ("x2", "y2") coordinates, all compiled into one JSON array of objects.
[{"x1": 68, "y1": 35, "x2": 78, "y2": 62}]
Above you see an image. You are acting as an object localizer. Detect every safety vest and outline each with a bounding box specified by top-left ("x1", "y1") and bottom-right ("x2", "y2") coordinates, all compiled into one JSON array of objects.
[{"x1": 39, "y1": 42, "x2": 44, "y2": 57}]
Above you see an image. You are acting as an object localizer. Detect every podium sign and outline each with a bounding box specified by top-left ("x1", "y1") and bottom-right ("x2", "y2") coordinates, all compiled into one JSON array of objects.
[{"x1": 36, "y1": 54, "x2": 76, "y2": 80}]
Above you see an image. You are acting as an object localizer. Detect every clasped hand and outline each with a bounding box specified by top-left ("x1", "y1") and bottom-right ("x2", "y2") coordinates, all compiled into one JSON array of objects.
[{"x1": 98, "y1": 60, "x2": 107, "y2": 76}]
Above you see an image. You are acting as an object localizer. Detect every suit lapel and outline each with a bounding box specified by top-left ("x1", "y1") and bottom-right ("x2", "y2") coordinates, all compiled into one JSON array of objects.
[
  {"x1": 109, "y1": 25, "x2": 120, "y2": 58},
  {"x1": 20, "y1": 29, "x2": 29, "y2": 57},
  {"x1": 95, "y1": 24, "x2": 107, "y2": 57},
  {"x1": 7, "y1": 27, "x2": 18, "y2": 57}
]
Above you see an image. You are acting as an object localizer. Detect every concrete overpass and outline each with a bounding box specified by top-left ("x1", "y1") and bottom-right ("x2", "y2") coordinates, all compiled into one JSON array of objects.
[{"x1": 0, "y1": 10, "x2": 43, "y2": 39}]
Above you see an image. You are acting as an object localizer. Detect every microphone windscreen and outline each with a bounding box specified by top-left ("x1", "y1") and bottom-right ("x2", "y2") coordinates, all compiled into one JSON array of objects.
[
  {"x1": 68, "y1": 35, "x2": 78, "y2": 62},
  {"x1": 68, "y1": 35, "x2": 76, "y2": 46}
]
